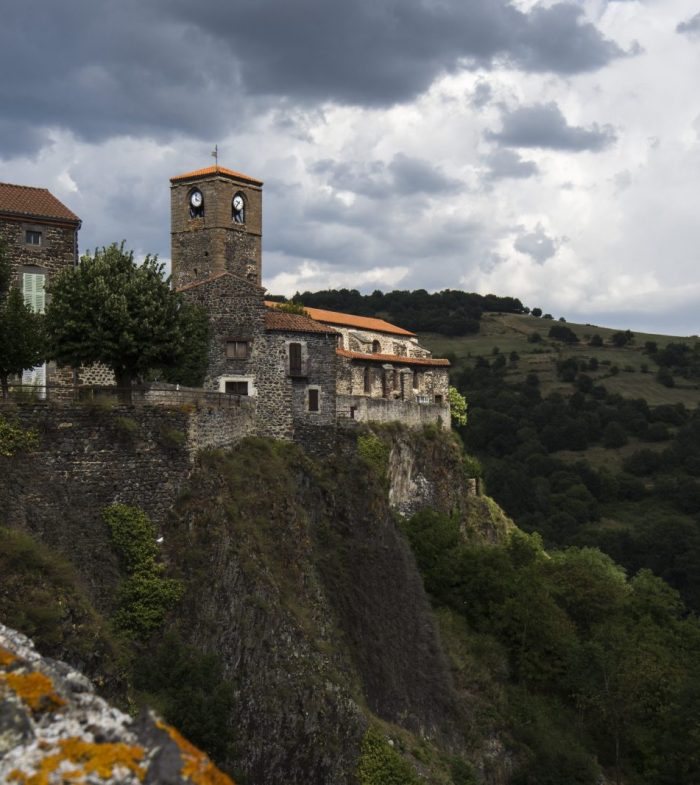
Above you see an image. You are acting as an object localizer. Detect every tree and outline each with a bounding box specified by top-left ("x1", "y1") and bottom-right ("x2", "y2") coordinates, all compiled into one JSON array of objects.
[
  {"x1": 161, "y1": 303, "x2": 210, "y2": 388},
  {"x1": 532, "y1": 308, "x2": 543, "y2": 318},
  {"x1": 548, "y1": 325, "x2": 579, "y2": 344},
  {"x1": 45, "y1": 242, "x2": 186, "y2": 399},
  {"x1": 0, "y1": 241, "x2": 45, "y2": 398},
  {"x1": 611, "y1": 330, "x2": 634, "y2": 347},
  {"x1": 589, "y1": 334, "x2": 603, "y2": 347},
  {"x1": 449, "y1": 385, "x2": 468, "y2": 426}
]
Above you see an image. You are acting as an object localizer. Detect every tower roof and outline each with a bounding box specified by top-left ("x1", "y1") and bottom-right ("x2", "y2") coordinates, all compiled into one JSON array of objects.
[{"x1": 170, "y1": 165, "x2": 263, "y2": 186}]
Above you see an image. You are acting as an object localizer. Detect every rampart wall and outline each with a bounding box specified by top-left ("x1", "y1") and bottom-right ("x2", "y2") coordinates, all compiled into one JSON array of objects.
[{"x1": 336, "y1": 394, "x2": 450, "y2": 427}]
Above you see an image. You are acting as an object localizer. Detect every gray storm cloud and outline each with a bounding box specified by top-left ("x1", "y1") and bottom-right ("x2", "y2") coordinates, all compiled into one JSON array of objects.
[{"x1": 486, "y1": 102, "x2": 617, "y2": 151}]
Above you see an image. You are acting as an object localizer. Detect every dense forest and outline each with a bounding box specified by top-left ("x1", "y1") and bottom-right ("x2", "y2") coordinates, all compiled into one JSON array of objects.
[{"x1": 272, "y1": 288, "x2": 525, "y2": 335}]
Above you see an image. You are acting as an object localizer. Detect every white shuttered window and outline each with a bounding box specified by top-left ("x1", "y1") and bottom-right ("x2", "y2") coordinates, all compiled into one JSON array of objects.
[{"x1": 22, "y1": 272, "x2": 46, "y2": 313}]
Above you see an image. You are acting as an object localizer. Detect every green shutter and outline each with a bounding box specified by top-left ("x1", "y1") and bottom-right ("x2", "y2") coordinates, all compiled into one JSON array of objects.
[{"x1": 22, "y1": 273, "x2": 46, "y2": 313}]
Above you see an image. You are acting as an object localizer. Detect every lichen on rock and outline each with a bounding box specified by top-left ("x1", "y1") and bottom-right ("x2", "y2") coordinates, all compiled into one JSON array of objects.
[{"x1": 0, "y1": 623, "x2": 236, "y2": 785}]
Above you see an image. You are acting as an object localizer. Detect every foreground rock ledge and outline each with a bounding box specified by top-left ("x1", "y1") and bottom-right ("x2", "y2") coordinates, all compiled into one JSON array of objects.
[{"x1": 0, "y1": 623, "x2": 235, "y2": 785}]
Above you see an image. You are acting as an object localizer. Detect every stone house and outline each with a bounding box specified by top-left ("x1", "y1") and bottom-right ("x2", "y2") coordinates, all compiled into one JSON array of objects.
[
  {"x1": 0, "y1": 182, "x2": 81, "y2": 387},
  {"x1": 172, "y1": 164, "x2": 451, "y2": 432}
]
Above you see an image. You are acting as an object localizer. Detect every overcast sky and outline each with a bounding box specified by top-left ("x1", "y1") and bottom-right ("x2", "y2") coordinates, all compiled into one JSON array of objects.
[{"x1": 2, "y1": 0, "x2": 699, "y2": 335}]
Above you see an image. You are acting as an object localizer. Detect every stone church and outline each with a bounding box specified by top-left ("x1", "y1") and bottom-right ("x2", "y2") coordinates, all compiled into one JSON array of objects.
[{"x1": 170, "y1": 165, "x2": 450, "y2": 438}]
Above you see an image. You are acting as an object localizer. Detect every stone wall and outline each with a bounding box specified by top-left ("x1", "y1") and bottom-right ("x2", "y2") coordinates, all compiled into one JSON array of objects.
[
  {"x1": 337, "y1": 357, "x2": 450, "y2": 404},
  {"x1": 0, "y1": 218, "x2": 77, "y2": 290},
  {"x1": 180, "y1": 272, "x2": 268, "y2": 393},
  {"x1": 336, "y1": 394, "x2": 450, "y2": 427}
]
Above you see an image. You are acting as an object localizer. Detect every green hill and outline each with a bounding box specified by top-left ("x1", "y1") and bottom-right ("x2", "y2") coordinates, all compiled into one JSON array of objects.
[{"x1": 422, "y1": 312, "x2": 700, "y2": 408}]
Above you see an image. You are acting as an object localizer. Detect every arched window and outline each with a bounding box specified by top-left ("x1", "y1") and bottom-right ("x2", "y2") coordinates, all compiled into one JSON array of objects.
[{"x1": 372, "y1": 340, "x2": 381, "y2": 354}]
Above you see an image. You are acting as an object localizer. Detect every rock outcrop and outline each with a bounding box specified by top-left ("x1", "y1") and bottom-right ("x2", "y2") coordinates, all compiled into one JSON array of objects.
[{"x1": 0, "y1": 623, "x2": 235, "y2": 785}]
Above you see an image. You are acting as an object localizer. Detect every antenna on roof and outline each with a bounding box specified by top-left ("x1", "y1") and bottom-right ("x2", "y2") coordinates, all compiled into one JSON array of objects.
[{"x1": 211, "y1": 144, "x2": 219, "y2": 169}]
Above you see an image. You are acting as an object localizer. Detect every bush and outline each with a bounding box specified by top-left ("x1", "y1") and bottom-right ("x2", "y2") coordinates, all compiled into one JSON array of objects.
[
  {"x1": 589, "y1": 334, "x2": 603, "y2": 347},
  {"x1": 356, "y1": 728, "x2": 420, "y2": 785},
  {"x1": 0, "y1": 416, "x2": 38, "y2": 457},
  {"x1": 602, "y1": 421, "x2": 627, "y2": 448},
  {"x1": 527, "y1": 332, "x2": 542, "y2": 344},
  {"x1": 548, "y1": 325, "x2": 579, "y2": 344},
  {"x1": 357, "y1": 433, "x2": 390, "y2": 480},
  {"x1": 103, "y1": 504, "x2": 183, "y2": 639}
]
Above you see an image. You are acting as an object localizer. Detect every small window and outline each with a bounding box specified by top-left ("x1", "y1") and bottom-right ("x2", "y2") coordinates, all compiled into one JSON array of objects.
[
  {"x1": 226, "y1": 340, "x2": 249, "y2": 360},
  {"x1": 372, "y1": 340, "x2": 381, "y2": 354},
  {"x1": 289, "y1": 342, "x2": 303, "y2": 376},
  {"x1": 25, "y1": 230, "x2": 42, "y2": 245},
  {"x1": 225, "y1": 381, "x2": 249, "y2": 395},
  {"x1": 435, "y1": 394, "x2": 443, "y2": 404},
  {"x1": 308, "y1": 388, "x2": 320, "y2": 412}
]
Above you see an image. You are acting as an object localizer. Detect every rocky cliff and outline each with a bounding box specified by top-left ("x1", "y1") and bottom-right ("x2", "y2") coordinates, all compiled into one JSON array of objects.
[{"x1": 0, "y1": 405, "x2": 511, "y2": 784}]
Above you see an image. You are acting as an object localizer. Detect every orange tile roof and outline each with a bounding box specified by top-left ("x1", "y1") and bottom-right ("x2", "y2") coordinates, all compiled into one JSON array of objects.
[
  {"x1": 337, "y1": 348, "x2": 450, "y2": 367},
  {"x1": 264, "y1": 301, "x2": 415, "y2": 336},
  {"x1": 0, "y1": 182, "x2": 80, "y2": 224},
  {"x1": 170, "y1": 165, "x2": 263, "y2": 186},
  {"x1": 265, "y1": 309, "x2": 339, "y2": 335}
]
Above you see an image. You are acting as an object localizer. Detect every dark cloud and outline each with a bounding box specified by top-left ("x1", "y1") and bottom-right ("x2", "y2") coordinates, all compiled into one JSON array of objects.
[
  {"x1": 677, "y1": 12, "x2": 700, "y2": 36},
  {"x1": 311, "y1": 155, "x2": 461, "y2": 198},
  {"x1": 483, "y1": 149, "x2": 539, "y2": 180},
  {"x1": 0, "y1": 0, "x2": 624, "y2": 154},
  {"x1": 486, "y1": 102, "x2": 616, "y2": 151},
  {"x1": 514, "y1": 226, "x2": 557, "y2": 263},
  {"x1": 470, "y1": 81, "x2": 493, "y2": 109}
]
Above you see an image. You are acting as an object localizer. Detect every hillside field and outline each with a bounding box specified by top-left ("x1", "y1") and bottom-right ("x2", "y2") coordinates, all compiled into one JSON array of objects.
[{"x1": 421, "y1": 312, "x2": 700, "y2": 408}]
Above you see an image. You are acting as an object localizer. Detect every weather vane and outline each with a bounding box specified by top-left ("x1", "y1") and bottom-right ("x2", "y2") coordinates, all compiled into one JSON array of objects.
[{"x1": 211, "y1": 144, "x2": 219, "y2": 168}]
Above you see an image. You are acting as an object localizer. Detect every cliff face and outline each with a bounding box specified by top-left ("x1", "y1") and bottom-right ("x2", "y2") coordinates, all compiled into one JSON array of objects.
[
  {"x1": 1, "y1": 406, "x2": 507, "y2": 784},
  {"x1": 166, "y1": 436, "x2": 466, "y2": 783}
]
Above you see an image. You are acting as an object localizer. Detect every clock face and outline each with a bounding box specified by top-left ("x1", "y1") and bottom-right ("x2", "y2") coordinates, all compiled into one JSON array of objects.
[
  {"x1": 190, "y1": 190, "x2": 203, "y2": 208},
  {"x1": 233, "y1": 195, "x2": 244, "y2": 212}
]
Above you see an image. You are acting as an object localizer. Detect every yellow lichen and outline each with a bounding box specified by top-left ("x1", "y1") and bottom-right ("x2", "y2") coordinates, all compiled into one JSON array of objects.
[
  {"x1": 156, "y1": 720, "x2": 236, "y2": 785},
  {"x1": 8, "y1": 737, "x2": 146, "y2": 784},
  {"x1": 2, "y1": 672, "x2": 66, "y2": 713},
  {"x1": 0, "y1": 646, "x2": 18, "y2": 668}
]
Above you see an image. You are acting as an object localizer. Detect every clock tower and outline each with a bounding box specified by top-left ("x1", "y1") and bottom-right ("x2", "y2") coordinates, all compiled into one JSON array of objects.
[{"x1": 170, "y1": 165, "x2": 263, "y2": 288}]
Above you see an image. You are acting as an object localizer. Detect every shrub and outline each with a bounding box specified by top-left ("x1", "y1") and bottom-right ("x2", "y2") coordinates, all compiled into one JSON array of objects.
[
  {"x1": 548, "y1": 325, "x2": 579, "y2": 344},
  {"x1": 589, "y1": 334, "x2": 603, "y2": 347},
  {"x1": 357, "y1": 433, "x2": 390, "y2": 480},
  {"x1": 0, "y1": 416, "x2": 38, "y2": 457},
  {"x1": 103, "y1": 504, "x2": 183, "y2": 639},
  {"x1": 356, "y1": 728, "x2": 420, "y2": 785}
]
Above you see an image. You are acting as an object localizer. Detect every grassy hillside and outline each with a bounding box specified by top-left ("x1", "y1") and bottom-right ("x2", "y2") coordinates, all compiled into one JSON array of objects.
[{"x1": 422, "y1": 313, "x2": 700, "y2": 408}]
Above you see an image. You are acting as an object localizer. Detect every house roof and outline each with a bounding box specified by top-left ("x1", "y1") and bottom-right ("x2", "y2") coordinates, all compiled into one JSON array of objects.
[
  {"x1": 265, "y1": 309, "x2": 339, "y2": 335},
  {"x1": 337, "y1": 348, "x2": 450, "y2": 367},
  {"x1": 264, "y1": 301, "x2": 415, "y2": 336},
  {"x1": 0, "y1": 183, "x2": 80, "y2": 225},
  {"x1": 176, "y1": 271, "x2": 265, "y2": 293},
  {"x1": 170, "y1": 165, "x2": 263, "y2": 186}
]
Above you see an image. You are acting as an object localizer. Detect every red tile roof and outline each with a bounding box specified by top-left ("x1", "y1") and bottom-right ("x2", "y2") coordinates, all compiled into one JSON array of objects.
[
  {"x1": 264, "y1": 301, "x2": 415, "y2": 336},
  {"x1": 0, "y1": 183, "x2": 80, "y2": 224},
  {"x1": 337, "y1": 348, "x2": 450, "y2": 367},
  {"x1": 170, "y1": 166, "x2": 263, "y2": 186},
  {"x1": 265, "y1": 310, "x2": 339, "y2": 334}
]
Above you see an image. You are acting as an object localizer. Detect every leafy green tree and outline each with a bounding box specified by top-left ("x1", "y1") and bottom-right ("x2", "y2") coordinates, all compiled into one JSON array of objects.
[
  {"x1": 548, "y1": 324, "x2": 579, "y2": 344},
  {"x1": 589, "y1": 334, "x2": 603, "y2": 347},
  {"x1": 0, "y1": 241, "x2": 45, "y2": 397},
  {"x1": 531, "y1": 307, "x2": 542, "y2": 318},
  {"x1": 161, "y1": 303, "x2": 210, "y2": 388},
  {"x1": 45, "y1": 242, "x2": 186, "y2": 398},
  {"x1": 449, "y1": 385, "x2": 468, "y2": 426},
  {"x1": 611, "y1": 330, "x2": 634, "y2": 347}
]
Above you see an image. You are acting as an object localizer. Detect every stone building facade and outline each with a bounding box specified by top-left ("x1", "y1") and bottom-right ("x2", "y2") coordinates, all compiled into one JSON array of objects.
[
  {"x1": 172, "y1": 164, "x2": 451, "y2": 439},
  {"x1": 0, "y1": 182, "x2": 81, "y2": 388}
]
